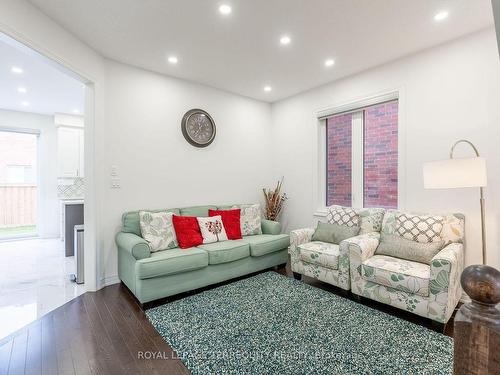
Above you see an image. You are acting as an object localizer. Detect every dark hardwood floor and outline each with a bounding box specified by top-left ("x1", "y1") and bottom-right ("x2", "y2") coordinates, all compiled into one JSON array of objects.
[{"x1": 0, "y1": 263, "x2": 457, "y2": 375}]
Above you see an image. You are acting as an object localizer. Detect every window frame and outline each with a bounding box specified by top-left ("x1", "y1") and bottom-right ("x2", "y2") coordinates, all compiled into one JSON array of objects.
[{"x1": 313, "y1": 89, "x2": 405, "y2": 217}]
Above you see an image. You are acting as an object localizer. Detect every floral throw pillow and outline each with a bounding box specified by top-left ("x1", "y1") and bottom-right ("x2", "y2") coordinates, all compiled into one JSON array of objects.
[
  {"x1": 233, "y1": 204, "x2": 262, "y2": 236},
  {"x1": 139, "y1": 211, "x2": 178, "y2": 251},
  {"x1": 197, "y1": 215, "x2": 228, "y2": 244}
]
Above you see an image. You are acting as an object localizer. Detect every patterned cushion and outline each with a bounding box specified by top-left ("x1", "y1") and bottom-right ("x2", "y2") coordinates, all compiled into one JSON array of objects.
[
  {"x1": 298, "y1": 241, "x2": 339, "y2": 270},
  {"x1": 358, "y1": 208, "x2": 385, "y2": 234},
  {"x1": 440, "y1": 214, "x2": 465, "y2": 244},
  {"x1": 395, "y1": 213, "x2": 444, "y2": 243},
  {"x1": 233, "y1": 204, "x2": 262, "y2": 236},
  {"x1": 197, "y1": 215, "x2": 228, "y2": 244},
  {"x1": 139, "y1": 211, "x2": 178, "y2": 251},
  {"x1": 326, "y1": 206, "x2": 359, "y2": 227},
  {"x1": 382, "y1": 210, "x2": 463, "y2": 245},
  {"x1": 360, "y1": 255, "x2": 431, "y2": 297}
]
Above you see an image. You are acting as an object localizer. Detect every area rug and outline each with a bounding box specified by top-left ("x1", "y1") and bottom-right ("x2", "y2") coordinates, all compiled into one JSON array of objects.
[{"x1": 146, "y1": 272, "x2": 453, "y2": 374}]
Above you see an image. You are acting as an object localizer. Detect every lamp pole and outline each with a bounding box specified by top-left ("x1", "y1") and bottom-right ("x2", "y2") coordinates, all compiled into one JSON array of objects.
[{"x1": 449, "y1": 140, "x2": 487, "y2": 265}]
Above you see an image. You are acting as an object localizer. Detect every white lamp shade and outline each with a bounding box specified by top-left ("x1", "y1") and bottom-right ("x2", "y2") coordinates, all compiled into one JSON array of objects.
[{"x1": 423, "y1": 157, "x2": 487, "y2": 189}]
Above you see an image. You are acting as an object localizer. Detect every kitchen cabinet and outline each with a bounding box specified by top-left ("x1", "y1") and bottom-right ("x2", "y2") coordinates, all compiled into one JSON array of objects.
[{"x1": 57, "y1": 126, "x2": 84, "y2": 177}]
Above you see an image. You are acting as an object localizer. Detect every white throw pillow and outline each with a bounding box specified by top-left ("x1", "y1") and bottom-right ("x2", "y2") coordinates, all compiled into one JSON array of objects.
[
  {"x1": 139, "y1": 211, "x2": 178, "y2": 251},
  {"x1": 197, "y1": 215, "x2": 228, "y2": 244},
  {"x1": 234, "y1": 204, "x2": 262, "y2": 236}
]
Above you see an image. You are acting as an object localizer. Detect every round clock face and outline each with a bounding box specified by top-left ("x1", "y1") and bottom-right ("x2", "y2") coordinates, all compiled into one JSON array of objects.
[{"x1": 181, "y1": 109, "x2": 216, "y2": 147}]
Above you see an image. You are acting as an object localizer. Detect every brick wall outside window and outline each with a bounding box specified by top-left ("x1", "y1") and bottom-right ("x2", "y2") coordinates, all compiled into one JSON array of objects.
[
  {"x1": 326, "y1": 113, "x2": 352, "y2": 206},
  {"x1": 363, "y1": 100, "x2": 398, "y2": 208},
  {"x1": 326, "y1": 100, "x2": 398, "y2": 209}
]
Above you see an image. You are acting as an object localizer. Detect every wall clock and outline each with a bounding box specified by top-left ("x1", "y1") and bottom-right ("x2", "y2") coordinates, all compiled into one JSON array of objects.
[{"x1": 181, "y1": 109, "x2": 216, "y2": 148}]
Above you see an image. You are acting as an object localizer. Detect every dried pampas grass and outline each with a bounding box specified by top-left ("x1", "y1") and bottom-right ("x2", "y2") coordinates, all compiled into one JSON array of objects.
[{"x1": 263, "y1": 178, "x2": 288, "y2": 221}]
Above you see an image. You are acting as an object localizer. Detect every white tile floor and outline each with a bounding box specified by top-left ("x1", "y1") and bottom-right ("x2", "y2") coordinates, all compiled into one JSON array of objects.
[{"x1": 0, "y1": 238, "x2": 86, "y2": 339}]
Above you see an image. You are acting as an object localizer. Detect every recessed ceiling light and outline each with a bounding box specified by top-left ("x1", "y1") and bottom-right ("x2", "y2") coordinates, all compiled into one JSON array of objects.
[
  {"x1": 72, "y1": 109, "x2": 81, "y2": 114},
  {"x1": 21, "y1": 101, "x2": 29, "y2": 107},
  {"x1": 434, "y1": 11, "x2": 449, "y2": 21},
  {"x1": 264, "y1": 85, "x2": 272, "y2": 92},
  {"x1": 324, "y1": 59, "x2": 335, "y2": 67},
  {"x1": 219, "y1": 4, "x2": 232, "y2": 15},
  {"x1": 11, "y1": 66, "x2": 23, "y2": 74},
  {"x1": 168, "y1": 56, "x2": 178, "y2": 64},
  {"x1": 17, "y1": 87, "x2": 27, "y2": 94},
  {"x1": 280, "y1": 35, "x2": 291, "y2": 45}
]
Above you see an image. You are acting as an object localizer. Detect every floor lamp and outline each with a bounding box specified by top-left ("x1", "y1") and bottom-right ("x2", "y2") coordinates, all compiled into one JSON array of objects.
[{"x1": 422, "y1": 140, "x2": 488, "y2": 264}]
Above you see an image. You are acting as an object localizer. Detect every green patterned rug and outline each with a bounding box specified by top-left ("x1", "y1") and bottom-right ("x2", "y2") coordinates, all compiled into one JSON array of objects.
[{"x1": 146, "y1": 272, "x2": 452, "y2": 374}]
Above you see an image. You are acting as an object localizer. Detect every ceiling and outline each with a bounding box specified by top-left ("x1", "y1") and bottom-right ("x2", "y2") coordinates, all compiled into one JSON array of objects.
[
  {"x1": 0, "y1": 33, "x2": 85, "y2": 116},
  {"x1": 27, "y1": 0, "x2": 494, "y2": 103}
]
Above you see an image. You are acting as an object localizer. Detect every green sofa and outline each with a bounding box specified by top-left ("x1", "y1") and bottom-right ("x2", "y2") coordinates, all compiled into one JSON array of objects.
[{"x1": 116, "y1": 205, "x2": 290, "y2": 304}]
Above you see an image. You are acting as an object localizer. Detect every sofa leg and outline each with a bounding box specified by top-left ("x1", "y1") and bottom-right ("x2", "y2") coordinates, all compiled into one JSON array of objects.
[{"x1": 293, "y1": 272, "x2": 302, "y2": 281}]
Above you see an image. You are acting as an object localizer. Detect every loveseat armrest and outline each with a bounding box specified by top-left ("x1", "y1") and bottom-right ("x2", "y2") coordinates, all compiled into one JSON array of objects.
[
  {"x1": 428, "y1": 242, "x2": 464, "y2": 322},
  {"x1": 289, "y1": 227, "x2": 315, "y2": 274},
  {"x1": 343, "y1": 232, "x2": 380, "y2": 263},
  {"x1": 261, "y1": 219, "x2": 282, "y2": 235},
  {"x1": 289, "y1": 227, "x2": 315, "y2": 257},
  {"x1": 116, "y1": 232, "x2": 151, "y2": 260}
]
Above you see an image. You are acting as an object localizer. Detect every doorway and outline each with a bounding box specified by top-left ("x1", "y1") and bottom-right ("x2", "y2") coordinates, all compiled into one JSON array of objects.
[
  {"x1": 0, "y1": 130, "x2": 38, "y2": 239},
  {"x1": 0, "y1": 32, "x2": 87, "y2": 340}
]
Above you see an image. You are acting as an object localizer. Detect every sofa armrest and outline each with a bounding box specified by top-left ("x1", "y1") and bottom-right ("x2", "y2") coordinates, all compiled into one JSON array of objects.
[
  {"x1": 428, "y1": 242, "x2": 464, "y2": 322},
  {"x1": 261, "y1": 219, "x2": 281, "y2": 235},
  {"x1": 288, "y1": 227, "x2": 315, "y2": 273},
  {"x1": 289, "y1": 227, "x2": 315, "y2": 257},
  {"x1": 343, "y1": 232, "x2": 380, "y2": 263},
  {"x1": 116, "y1": 232, "x2": 151, "y2": 260}
]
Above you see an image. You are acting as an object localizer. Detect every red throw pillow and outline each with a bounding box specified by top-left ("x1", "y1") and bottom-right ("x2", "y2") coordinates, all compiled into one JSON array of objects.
[
  {"x1": 172, "y1": 215, "x2": 203, "y2": 249},
  {"x1": 209, "y1": 209, "x2": 242, "y2": 240}
]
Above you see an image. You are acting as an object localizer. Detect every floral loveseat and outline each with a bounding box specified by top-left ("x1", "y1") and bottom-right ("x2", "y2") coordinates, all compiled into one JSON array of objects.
[
  {"x1": 345, "y1": 210, "x2": 464, "y2": 323},
  {"x1": 289, "y1": 206, "x2": 464, "y2": 323}
]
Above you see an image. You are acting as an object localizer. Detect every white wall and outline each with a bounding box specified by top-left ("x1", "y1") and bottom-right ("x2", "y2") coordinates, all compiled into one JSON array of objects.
[
  {"x1": 100, "y1": 60, "x2": 273, "y2": 281},
  {"x1": 0, "y1": 0, "x2": 274, "y2": 288},
  {"x1": 0, "y1": 109, "x2": 59, "y2": 238},
  {"x1": 271, "y1": 28, "x2": 500, "y2": 269}
]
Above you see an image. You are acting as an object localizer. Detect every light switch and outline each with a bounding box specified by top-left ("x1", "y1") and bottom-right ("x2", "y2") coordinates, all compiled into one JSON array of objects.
[
  {"x1": 111, "y1": 178, "x2": 121, "y2": 189},
  {"x1": 111, "y1": 165, "x2": 118, "y2": 176}
]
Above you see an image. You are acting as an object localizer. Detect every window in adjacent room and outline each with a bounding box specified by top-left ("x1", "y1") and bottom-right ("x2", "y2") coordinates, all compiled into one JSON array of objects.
[{"x1": 326, "y1": 99, "x2": 398, "y2": 209}]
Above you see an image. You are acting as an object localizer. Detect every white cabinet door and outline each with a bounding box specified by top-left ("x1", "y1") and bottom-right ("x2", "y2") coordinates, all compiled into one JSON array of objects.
[{"x1": 58, "y1": 127, "x2": 81, "y2": 177}]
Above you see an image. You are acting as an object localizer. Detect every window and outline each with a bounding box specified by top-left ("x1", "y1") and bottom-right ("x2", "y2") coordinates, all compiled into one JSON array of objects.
[
  {"x1": 6, "y1": 165, "x2": 36, "y2": 184},
  {"x1": 326, "y1": 99, "x2": 398, "y2": 209}
]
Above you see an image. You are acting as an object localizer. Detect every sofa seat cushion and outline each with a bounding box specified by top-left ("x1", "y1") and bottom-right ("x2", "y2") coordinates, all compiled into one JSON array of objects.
[
  {"x1": 197, "y1": 240, "x2": 249, "y2": 265},
  {"x1": 242, "y1": 234, "x2": 290, "y2": 257},
  {"x1": 298, "y1": 241, "x2": 339, "y2": 270},
  {"x1": 136, "y1": 248, "x2": 208, "y2": 279},
  {"x1": 360, "y1": 255, "x2": 430, "y2": 297}
]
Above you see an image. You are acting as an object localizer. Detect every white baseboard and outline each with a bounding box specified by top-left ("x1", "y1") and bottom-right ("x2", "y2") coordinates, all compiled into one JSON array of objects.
[{"x1": 100, "y1": 275, "x2": 120, "y2": 288}]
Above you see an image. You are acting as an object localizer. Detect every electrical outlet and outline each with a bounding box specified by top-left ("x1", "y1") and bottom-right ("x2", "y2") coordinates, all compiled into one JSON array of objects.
[{"x1": 111, "y1": 178, "x2": 121, "y2": 189}]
